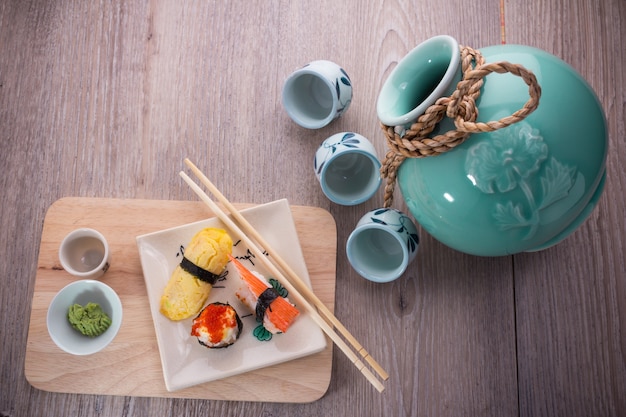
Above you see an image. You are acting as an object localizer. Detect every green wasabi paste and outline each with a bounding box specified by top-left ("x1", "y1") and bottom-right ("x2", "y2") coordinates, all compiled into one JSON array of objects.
[{"x1": 67, "y1": 302, "x2": 112, "y2": 337}]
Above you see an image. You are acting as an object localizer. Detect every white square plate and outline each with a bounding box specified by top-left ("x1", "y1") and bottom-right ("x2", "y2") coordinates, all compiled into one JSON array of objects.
[{"x1": 136, "y1": 199, "x2": 327, "y2": 391}]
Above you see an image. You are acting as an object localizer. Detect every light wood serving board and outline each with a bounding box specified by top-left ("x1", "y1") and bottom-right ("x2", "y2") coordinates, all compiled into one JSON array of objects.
[{"x1": 25, "y1": 197, "x2": 337, "y2": 403}]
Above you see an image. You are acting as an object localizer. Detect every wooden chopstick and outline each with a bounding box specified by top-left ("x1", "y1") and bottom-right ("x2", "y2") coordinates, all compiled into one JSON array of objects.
[
  {"x1": 183, "y1": 158, "x2": 389, "y2": 382},
  {"x1": 179, "y1": 168, "x2": 386, "y2": 393}
]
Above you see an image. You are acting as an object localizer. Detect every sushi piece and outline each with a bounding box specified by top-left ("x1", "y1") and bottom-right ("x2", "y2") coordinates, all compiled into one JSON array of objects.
[
  {"x1": 228, "y1": 254, "x2": 300, "y2": 334},
  {"x1": 191, "y1": 302, "x2": 243, "y2": 348},
  {"x1": 160, "y1": 228, "x2": 233, "y2": 321}
]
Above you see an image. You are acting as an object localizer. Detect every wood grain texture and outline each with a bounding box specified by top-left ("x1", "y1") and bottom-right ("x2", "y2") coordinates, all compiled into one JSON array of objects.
[
  {"x1": 0, "y1": 0, "x2": 624, "y2": 416},
  {"x1": 505, "y1": 1, "x2": 626, "y2": 416}
]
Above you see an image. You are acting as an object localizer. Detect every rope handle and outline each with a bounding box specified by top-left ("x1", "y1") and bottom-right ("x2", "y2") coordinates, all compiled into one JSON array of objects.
[
  {"x1": 448, "y1": 61, "x2": 541, "y2": 133},
  {"x1": 380, "y1": 45, "x2": 541, "y2": 208}
]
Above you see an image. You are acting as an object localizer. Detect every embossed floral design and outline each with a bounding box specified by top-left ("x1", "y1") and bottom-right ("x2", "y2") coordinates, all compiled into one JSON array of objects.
[
  {"x1": 314, "y1": 132, "x2": 361, "y2": 175},
  {"x1": 466, "y1": 124, "x2": 548, "y2": 193},
  {"x1": 370, "y1": 208, "x2": 420, "y2": 254},
  {"x1": 465, "y1": 122, "x2": 578, "y2": 239}
]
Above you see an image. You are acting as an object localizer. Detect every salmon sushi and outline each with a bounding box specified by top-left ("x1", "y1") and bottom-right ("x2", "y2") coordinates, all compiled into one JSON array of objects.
[{"x1": 228, "y1": 254, "x2": 299, "y2": 334}]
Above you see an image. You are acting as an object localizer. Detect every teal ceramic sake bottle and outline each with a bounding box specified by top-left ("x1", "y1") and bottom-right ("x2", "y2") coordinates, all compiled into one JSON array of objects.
[{"x1": 377, "y1": 36, "x2": 607, "y2": 256}]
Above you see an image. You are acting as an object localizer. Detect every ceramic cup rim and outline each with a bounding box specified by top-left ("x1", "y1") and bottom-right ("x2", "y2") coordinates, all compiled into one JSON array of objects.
[
  {"x1": 346, "y1": 223, "x2": 409, "y2": 283},
  {"x1": 283, "y1": 66, "x2": 339, "y2": 129},
  {"x1": 59, "y1": 228, "x2": 110, "y2": 278},
  {"x1": 376, "y1": 34, "x2": 460, "y2": 126},
  {"x1": 319, "y1": 149, "x2": 382, "y2": 205}
]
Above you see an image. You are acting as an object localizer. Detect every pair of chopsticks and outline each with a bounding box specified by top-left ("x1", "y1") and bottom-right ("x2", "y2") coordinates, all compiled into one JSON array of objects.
[{"x1": 180, "y1": 158, "x2": 388, "y2": 392}]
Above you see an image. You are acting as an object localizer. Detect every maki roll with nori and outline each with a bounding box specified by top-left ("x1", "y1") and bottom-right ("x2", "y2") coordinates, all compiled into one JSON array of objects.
[{"x1": 191, "y1": 302, "x2": 243, "y2": 348}]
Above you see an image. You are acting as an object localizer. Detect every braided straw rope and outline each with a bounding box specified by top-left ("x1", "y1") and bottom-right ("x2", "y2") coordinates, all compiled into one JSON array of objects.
[{"x1": 380, "y1": 45, "x2": 542, "y2": 208}]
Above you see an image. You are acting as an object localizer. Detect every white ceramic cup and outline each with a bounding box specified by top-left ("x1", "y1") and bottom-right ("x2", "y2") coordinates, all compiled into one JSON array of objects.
[
  {"x1": 314, "y1": 132, "x2": 382, "y2": 205},
  {"x1": 59, "y1": 228, "x2": 110, "y2": 279},
  {"x1": 346, "y1": 208, "x2": 419, "y2": 283},
  {"x1": 282, "y1": 60, "x2": 352, "y2": 129}
]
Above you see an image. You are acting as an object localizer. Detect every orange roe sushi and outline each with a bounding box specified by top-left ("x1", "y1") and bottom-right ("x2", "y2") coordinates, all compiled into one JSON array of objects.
[
  {"x1": 191, "y1": 302, "x2": 242, "y2": 349},
  {"x1": 228, "y1": 255, "x2": 300, "y2": 334}
]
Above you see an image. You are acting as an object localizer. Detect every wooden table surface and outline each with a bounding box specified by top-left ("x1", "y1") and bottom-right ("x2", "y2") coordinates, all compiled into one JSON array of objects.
[{"x1": 1, "y1": 1, "x2": 624, "y2": 416}]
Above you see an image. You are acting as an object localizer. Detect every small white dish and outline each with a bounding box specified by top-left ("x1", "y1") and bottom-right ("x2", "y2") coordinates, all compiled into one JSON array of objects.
[
  {"x1": 136, "y1": 199, "x2": 327, "y2": 392},
  {"x1": 47, "y1": 280, "x2": 123, "y2": 355}
]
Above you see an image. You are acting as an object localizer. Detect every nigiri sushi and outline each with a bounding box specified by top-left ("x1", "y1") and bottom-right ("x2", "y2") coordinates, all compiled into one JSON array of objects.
[
  {"x1": 191, "y1": 302, "x2": 242, "y2": 348},
  {"x1": 160, "y1": 228, "x2": 233, "y2": 321},
  {"x1": 228, "y1": 254, "x2": 299, "y2": 334}
]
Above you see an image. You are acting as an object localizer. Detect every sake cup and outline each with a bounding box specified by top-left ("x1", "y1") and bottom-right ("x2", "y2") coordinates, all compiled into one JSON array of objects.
[
  {"x1": 346, "y1": 208, "x2": 419, "y2": 283},
  {"x1": 314, "y1": 132, "x2": 382, "y2": 205},
  {"x1": 59, "y1": 228, "x2": 110, "y2": 279},
  {"x1": 282, "y1": 60, "x2": 352, "y2": 129}
]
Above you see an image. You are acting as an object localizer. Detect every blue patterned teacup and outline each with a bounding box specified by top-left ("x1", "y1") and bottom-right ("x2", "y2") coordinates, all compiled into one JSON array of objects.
[
  {"x1": 282, "y1": 60, "x2": 352, "y2": 129},
  {"x1": 314, "y1": 132, "x2": 381, "y2": 205},
  {"x1": 346, "y1": 208, "x2": 419, "y2": 283}
]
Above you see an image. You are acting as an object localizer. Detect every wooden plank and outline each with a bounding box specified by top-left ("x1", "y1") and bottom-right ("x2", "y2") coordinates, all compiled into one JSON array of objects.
[
  {"x1": 505, "y1": 0, "x2": 626, "y2": 415},
  {"x1": 24, "y1": 197, "x2": 336, "y2": 403}
]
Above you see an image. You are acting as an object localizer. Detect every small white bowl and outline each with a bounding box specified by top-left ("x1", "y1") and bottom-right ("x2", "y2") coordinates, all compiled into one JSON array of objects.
[{"x1": 47, "y1": 280, "x2": 123, "y2": 355}]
